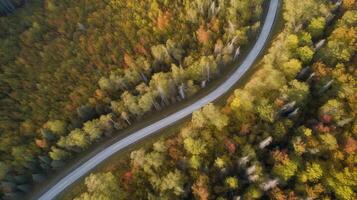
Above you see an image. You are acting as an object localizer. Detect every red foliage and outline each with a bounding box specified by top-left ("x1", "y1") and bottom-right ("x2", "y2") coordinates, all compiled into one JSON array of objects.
[
  {"x1": 224, "y1": 139, "x2": 236, "y2": 154},
  {"x1": 157, "y1": 11, "x2": 171, "y2": 31},
  {"x1": 320, "y1": 114, "x2": 333, "y2": 124},
  {"x1": 134, "y1": 44, "x2": 148, "y2": 56},
  {"x1": 196, "y1": 25, "x2": 211, "y2": 45},
  {"x1": 122, "y1": 171, "x2": 133, "y2": 190},
  {"x1": 124, "y1": 53, "x2": 135, "y2": 68},
  {"x1": 344, "y1": 137, "x2": 357, "y2": 153},
  {"x1": 314, "y1": 123, "x2": 330, "y2": 133},
  {"x1": 166, "y1": 138, "x2": 183, "y2": 161}
]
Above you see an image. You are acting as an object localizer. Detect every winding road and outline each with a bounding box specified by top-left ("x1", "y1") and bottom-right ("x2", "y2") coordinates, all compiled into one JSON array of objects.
[{"x1": 33, "y1": 0, "x2": 279, "y2": 199}]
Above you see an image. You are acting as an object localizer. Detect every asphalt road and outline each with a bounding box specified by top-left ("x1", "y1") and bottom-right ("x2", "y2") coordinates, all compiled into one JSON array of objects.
[{"x1": 35, "y1": 0, "x2": 279, "y2": 199}]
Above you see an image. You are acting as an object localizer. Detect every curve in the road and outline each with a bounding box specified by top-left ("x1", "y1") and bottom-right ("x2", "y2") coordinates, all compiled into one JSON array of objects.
[{"x1": 36, "y1": 0, "x2": 279, "y2": 199}]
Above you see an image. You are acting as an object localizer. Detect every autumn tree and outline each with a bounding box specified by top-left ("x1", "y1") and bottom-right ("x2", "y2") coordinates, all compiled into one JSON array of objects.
[{"x1": 75, "y1": 172, "x2": 126, "y2": 200}]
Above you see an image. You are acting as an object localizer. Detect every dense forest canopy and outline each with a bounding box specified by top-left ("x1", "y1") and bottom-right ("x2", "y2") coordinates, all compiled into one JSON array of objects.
[
  {"x1": 73, "y1": 0, "x2": 356, "y2": 200},
  {"x1": 0, "y1": 0, "x2": 267, "y2": 198},
  {"x1": 0, "y1": 0, "x2": 26, "y2": 16}
]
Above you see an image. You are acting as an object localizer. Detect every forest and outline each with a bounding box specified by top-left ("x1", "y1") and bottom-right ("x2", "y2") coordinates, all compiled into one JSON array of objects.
[
  {"x1": 73, "y1": 0, "x2": 357, "y2": 200},
  {"x1": 0, "y1": 0, "x2": 266, "y2": 199}
]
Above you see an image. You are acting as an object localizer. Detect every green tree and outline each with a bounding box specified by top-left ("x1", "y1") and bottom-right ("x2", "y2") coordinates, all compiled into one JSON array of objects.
[
  {"x1": 281, "y1": 59, "x2": 302, "y2": 80},
  {"x1": 138, "y1": 91, "x2": 156, "y2": 113},
  {"x1": 150, "y1": 72, "x2": 176, "y2": 105},
  {"x1": 296, "y1": 46, "x2": 314, "y2": 64},
  {"x1": 280, "y1": 80, "x2": 309, "y2": 106},
  {"x1": 49, "y1": 146, "x2": 71, "y2": 161},
  {"x1": 298, "y1": 32, "x2": 313, "y2": 46},
  {"x1": 326, "y1": 168, "x2": 357, "y2": 200},
  {"x1": 130, "y1": 148, "x2": 146, "y2": 167},
  {"x1": 243, "y1": 186, "x2": 263, "y2": 199},
  {"x1": 283, "y1": 0, "x2": 329, "y2": 30},
  {"x1": 286, "y1": 34, "x2": 299, "y2": 50},
  {"x1": 98, "y1": 77, "x2": 116, "y2": 92},
  {"x1": 121, "y1": 91, "x2": 142, "y2": 116},
  {"x1": 0, "y1": 161, "x2": 9, "y2": 180},
  {"x1": 256, "y1": 99, "x2": 275, "y2": 123},
  {"x1": 326, "y1": 26, "x2": 356, "y2": 63},
  {"x1": 57, "y1": 129, "x2": 90, "y2": 150},
  {"x1": 171, "y1": 64, "x2": 186, "y2": 85},
  {"x1": 187, "y1": 56, "x2": 218, "y2": 82},
  {"x1": 308, "y1": 17, "x2": 326, "y2": 38},
  {"x1": 159, "y1": 170, "x2": 185, "y2": 196},
  {"x1": 189, "y1": 155, "x2": 202, "y2": 170},
  {"x1": 11, "y1": 145, "x2": 36, "y2": 169},
  {"x1": 319, "y1": 99, "x2": 346, "y2": 122},
  {"x1": 44, "y1": 120, "x2": 67, "y2": 135},
  {"x1": 214, "y1": 157, "x2": 226, "y2": 169},
  {"x1": 272, "y1": 159, "x2": 298, "y2": 182},
  {"x1": 225, "y1": 177, "x2": 239, "y2": 189},
  {"x1": 192, "y1": 103, "x2": 228, "y2": 130},
  {"x1": 319, "y1": 133, "x2": 338, "y2": 150},
  {"x1": 153, "y1": 140, "x2": 167, "y2": 153},
  {"x1": 75, "y1": 172, "x2": 126, "y2": 200},
  {"x1": 338, "y1": 10, "x2": 357, "y2": 27},
  {"x1": 83, "y1": 120, "x2": 103, "y2": 141},
  {"x1": 151, "y1": 44, "x2": 172, "y2": 64},
  {"x1": 184, "y1": 137, "x2": 207, "y2": 156},
  {"x1": 299, "y1": 162, "x2": 323, "y2": 183},
  {"x1": 142, "y1": 152, "x2": 165, "y2": 174}
]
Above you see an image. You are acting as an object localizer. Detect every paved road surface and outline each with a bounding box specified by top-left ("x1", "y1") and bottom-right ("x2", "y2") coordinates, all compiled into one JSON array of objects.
[{"x1": 35, "y1": 0, "x2": 279, "y2": 199}]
